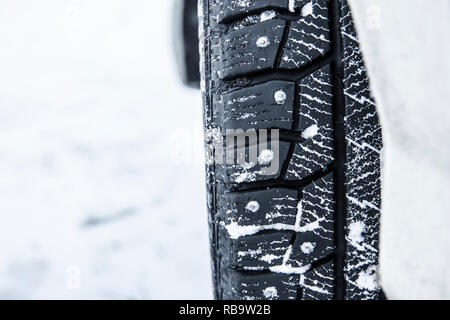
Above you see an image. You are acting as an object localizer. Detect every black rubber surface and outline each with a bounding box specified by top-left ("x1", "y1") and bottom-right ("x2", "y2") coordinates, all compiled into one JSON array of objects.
[
  {"x1": 199, "y1": 0, "x2": 383, "y2": 300},
  {"x1": 173, "y1": 0, "x2": 200, "y2": 88}
]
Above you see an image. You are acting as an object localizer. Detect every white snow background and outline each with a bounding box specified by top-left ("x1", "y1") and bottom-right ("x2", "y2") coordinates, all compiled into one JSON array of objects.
[
  {"x1": 0, "y1": 0, "x2": 448, "y2": 299},
  {"x1": 0, "y1": 0, "x2": 211, "y2": 299}
]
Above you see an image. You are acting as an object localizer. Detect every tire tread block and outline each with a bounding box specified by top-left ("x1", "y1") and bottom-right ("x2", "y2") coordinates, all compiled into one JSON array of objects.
[
  {"x1": 222, "y1": 188, "x2": 299, "y2": 227},
  {"x1": 287, "y1": 174, "x2": 335, "y2": 267},
  {"x1": 218, "y1": 141, "x2": 291, "y2": 184},
  {"x1": 300, "y1": 261, "x2": 334, "y2": 300},
  {"x1": 279, "y1": 0, "x2": 331, "y2": 69},
  {"x1": 230, "y1": 232, "x2": 292, "y2": 269},
  {"x1": 220, "y1": 19, "x2": 286, "y2": 79},
  {"x1": 286, "y1": 64, "x2": 334, "y2": 180},
  {"x1": 229, "y1": 272, "x2": 299, "y2": 300},
  {"x1": 218, "y1": 0, "x2": 290, "y2": 23},
  {"x1": 220, "y1": 81, "x2": 295, "y2": 131}
]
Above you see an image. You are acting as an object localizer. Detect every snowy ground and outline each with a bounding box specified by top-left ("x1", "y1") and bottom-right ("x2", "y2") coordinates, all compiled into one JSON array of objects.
[
  {"x1": 0, "y1": 0, "x2": 211, "y2": 299},
  {"x1": 0, "y1": 0, "x2": 448, "y2": 300}
]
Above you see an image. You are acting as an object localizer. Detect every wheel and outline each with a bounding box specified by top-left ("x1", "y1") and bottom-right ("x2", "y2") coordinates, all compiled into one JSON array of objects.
[
  {"x1": 199, "y1": 0, "x2": 383, "y2": 300},
  {"x1": 173, "y1": 0, "x2": 201, "y2": 88}
]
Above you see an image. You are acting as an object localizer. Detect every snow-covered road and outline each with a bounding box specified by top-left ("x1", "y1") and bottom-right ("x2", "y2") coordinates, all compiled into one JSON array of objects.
[
  {"x1": 0, "y1": 0, "x2": 211, "y2": 299},
  {"x1": 0, "y1": 0, "x2": 448, "y2": 299}
]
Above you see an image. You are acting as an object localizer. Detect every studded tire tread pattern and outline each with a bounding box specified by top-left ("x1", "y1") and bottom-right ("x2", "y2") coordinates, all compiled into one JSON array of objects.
[{"x1": 199, "y1": 0, "x2": 383, "y2": 300}]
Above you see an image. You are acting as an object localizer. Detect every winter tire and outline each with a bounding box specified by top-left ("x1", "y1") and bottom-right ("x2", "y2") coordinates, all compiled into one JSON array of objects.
[{"x1": 199, "y1": 0, "x2": 383, "y2": 300}]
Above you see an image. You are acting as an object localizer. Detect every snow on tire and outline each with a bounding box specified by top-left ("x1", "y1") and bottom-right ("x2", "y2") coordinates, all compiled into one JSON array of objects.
[{"x1": 199, "y1": 0, "x2": 383, "y2": 300}]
